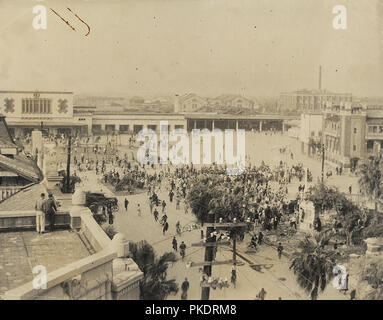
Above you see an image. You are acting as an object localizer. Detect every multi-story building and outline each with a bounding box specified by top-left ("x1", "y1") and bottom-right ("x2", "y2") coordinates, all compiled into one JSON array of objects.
[{"x1": 279, "y1": 89, "x2": 352, "y2": 112}]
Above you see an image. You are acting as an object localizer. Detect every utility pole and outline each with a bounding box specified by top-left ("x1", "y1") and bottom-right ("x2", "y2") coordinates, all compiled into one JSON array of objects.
[
  {"x1": 321, "y1": 143, "x2": 325, "y2": 183},
  {"x1": 189, "y1": 220, "x2": 248, "y2": 300},
  {"x1": 201, "y1": 211, "x2": 215, "y2": 300},
  {"x1": 66, "y1": 134, "x2": 72, "y2": 193}
]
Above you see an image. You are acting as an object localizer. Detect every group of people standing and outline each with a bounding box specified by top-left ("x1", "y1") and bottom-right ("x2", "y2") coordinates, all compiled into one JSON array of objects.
[{"x1": 35, "y1": 193, "x2": 58, "y2": 234}]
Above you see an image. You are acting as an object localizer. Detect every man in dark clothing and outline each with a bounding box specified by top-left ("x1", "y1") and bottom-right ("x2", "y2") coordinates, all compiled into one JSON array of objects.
[
  {"x1": 181, "y1": 278, "x2": 190, "y2": 300},
  {"x1": 45, "y1": 194, "x2": 57, "y2": 232},
  {"x1": 169, "y1": 190, "x2": 174, "y2": 202},
  {"x1": 172, "y1": 237, "x2": 178, "y2": 251},
  {"x1": 277, "y1": 242, "x2": 284, "y2": 259},
  {"x1": 154, "y1": 208, "x2": 159, "y2": 221},
  {"x1": 124, "y1": 198, "x2": 129, "y2": 212}
]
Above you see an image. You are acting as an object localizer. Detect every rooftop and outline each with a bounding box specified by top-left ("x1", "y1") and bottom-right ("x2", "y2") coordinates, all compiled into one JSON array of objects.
[{"x1": 0, "y1": 230, "x2": 91, "y2": 298}]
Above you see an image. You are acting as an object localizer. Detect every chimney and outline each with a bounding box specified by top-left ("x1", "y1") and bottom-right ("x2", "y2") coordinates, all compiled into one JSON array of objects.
[
  {"x1": 174, "y1": 94, "x2": 180, "y2": 113},
  {"x1": 319, "y1": 66, "x2": 322, "y2": 91}
]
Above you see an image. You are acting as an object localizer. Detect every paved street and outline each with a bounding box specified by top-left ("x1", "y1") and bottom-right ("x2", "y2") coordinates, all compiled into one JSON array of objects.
[{"x1": 76, "y1": 133, "x2": 354, "y2": 300}]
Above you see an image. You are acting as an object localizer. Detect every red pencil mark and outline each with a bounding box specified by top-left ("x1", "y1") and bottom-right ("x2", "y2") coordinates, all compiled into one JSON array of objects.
[
  {"x1": 67, "y1": 7, "x2": 91, "y2": 36},
  {"x1": 50, "y1": 7, "x2": 91, "y2": 36},
  {"x1": 50, "y1": 8, "x2": 75, "y2": 31}
]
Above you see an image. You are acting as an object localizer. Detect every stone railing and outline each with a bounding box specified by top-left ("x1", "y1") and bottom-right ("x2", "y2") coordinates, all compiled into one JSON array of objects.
[{"x1": 0, "y1": 210, "x2": 70, "y2": 231}]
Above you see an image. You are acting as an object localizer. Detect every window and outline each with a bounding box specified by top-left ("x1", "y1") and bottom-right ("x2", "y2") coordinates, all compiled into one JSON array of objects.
[
  {"x1": 373, "y1": 126, "x2": 378, "y2": 133},
  {"x1": 353, "y1": 145, "x2": 356, "y2": 151},
  {"x1": 22, "y1": 98, "x2": 52, "y2": 114},
  {"x1": 120, "y1": 125, "x2": 129, "y2": 132},
  {"x1": 379, "y1": 126, "x2": 383, "y2": 133},
  {"x1": 105, "y1": 125, "x2": 115, "y2": 132},
  {"x1": 354, "y1": 128, "x2": 357, "y2": 134}
]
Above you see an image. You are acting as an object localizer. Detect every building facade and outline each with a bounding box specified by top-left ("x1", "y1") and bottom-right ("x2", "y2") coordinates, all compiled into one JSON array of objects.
[{"x1": 279, "y1": 89, "x2": 352, "y2": 112}]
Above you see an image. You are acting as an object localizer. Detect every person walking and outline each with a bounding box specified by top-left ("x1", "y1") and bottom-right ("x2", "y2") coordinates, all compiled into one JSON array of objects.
[
  {"x1": 124, "y1": 198, "x2": 129, "y2": 212},
  {"x1": 162, "y1": 200, "x2": 167, "y2": 214},
  {"x1": 45, "y1": 193, "x2": 57, "y2": 232},
  {"x1": 149, "y1": 200, "x2": 154, "y2": 215},
  {"x1": 163, "y1": 221, "x2": 169, "y2": 236},
  {"x1": 277, "y1": 242, "x2": 284, "y2": 259},
  {"x1": 35, "y1": 193, "x2": 46, "y2": 234},
  {"x1": 181, "y1": 278, "x2": 190, "y2": 300},
  {"x1": 257, "y1": 288, "x2": 267, "y2": 300},
  {"x1": 231, "y1": 266, "x2": 237, "y2": 289},
  {"x1": 169, "y1": 190, "x2": 174, "y2": 203},
  {"x1": 137, "y1": 204, "x2": 142, "y2": 217},
  {"x1": 172, "y1": 236, "x2": 178, "y2": 251},
  {"x1": 154, "y1": 208, "x2": 159, "y2": 221}
]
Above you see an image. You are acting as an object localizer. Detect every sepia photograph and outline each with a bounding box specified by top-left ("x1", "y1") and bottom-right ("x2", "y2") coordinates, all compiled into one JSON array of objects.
[{"x1": 0, "y1": 0, "x2": 382, "y2": 304}]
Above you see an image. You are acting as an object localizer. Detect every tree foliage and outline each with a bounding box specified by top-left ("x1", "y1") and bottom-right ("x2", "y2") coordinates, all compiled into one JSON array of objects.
[
  {"x1": 358, "y1": 156, "x2": 383, "y2": 210},
  {"x1": 130, "y1": 240, "x2": 179, "y2": 300},
  {"x1": 290, "y1": 234, "x2": 336, "y2": 300}
]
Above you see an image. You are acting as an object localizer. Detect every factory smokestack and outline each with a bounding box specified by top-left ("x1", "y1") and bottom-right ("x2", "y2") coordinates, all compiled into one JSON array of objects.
[{"x1": 319, "y1": 66, "x2": 322, "y2": 91}]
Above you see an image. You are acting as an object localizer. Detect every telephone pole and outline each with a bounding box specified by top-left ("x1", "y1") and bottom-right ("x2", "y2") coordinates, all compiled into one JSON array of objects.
[
  {"x1": 201, "y1": 211, "x2": 215, "y2": 300},
  {"x1": 321, "y1": 143, "x2": 325, "y2": 183},
  {"x1": 189, "y1": 219, "x2": 248, "y2": 300},
  {"x1": 66, "y1": 134, "x2": 72, "y2": 192}
]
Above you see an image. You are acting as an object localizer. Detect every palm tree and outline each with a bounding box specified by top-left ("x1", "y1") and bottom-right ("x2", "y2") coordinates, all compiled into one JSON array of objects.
[
  {"x1": 289, "y1": 234, "x2": 336, "y2": 300},
  {"x1": 358, "y1": 156, "x2": 383, "y2": 212},
  {"x1": 130, "y1": 240, "x2": 179, "y2": 300}
]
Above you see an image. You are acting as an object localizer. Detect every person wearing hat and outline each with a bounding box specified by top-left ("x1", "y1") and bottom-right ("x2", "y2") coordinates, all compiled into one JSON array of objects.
[{"x1": 45, "y1": 193, "x2": 58, "y2": 232}]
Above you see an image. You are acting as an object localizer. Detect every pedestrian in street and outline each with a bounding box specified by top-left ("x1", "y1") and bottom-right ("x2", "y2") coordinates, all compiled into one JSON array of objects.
[
  {"x1": 35, "y1": 193, "x2": 46, "y2": 234},
  {"x1": 137, "y1": 204, "x2": 142, "y2": 217},
  {"x1": 257, "y1": 288, "x2": 266, "y2": 300},
  {"x1": 169, "y1": 190, "x2": 174, "y2": 202},
  {"x1": 163, "y1": 221, "x2": 169, "y2": 236},
  {"x1": 179, "y1": 241, "x2": 186, "y2": 260},
  {"x1": 172, "y1": 236, "x2": 178, "y2": 251},
  {"x1": 124, "y1": 198, "x2": 129, "y2": 212},
  {"x1": 258, "y1": 231, "x2": 263, "y2": 245},
  {"x1": 176, "y1": 198, "x2": 180, "y2": 210},
  {"x1": 154, "y1": 208, "x2": 159, "y2": 221},
  {"x1": 181, "y1": 278, "x2": 190, "y2": 300},
  {"x1": 162, "y1": 200, "x2": 167, "y2": 214},
  {"x1": 349, "y1": 185, "x2": 352, "y2": 195},
  {"x1": 45, "y1": 193, "x2": 57, "y2": 232},
  {"x1": 277, "y1": 242, "x2": 284, "y2": 259},
  {"x1": 149, "y1": 200, "x2": 154, "y2": 215},
  {"x1": 231, "y1": 266, "x2": 237, "y2": 289}
]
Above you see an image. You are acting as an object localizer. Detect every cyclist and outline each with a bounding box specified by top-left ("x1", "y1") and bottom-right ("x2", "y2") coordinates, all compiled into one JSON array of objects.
[{"x1": 179, "y1": 241, "x2": 186, "y2": 260}]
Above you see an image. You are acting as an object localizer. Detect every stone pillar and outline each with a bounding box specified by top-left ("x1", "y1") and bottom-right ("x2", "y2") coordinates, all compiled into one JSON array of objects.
[
  {"x1": 282, "y1": 122, "x2": 286, "y2": 133},
  {"x1": 212, "y1": 120, "x2": 215, "y2": 130},
  {"x1": 235, "y1": 121, "x2": 239, "y2": 131},
  {"x1": 69, "y1": 187, "x2": 87, "y2": 230},
  {"x1": 259, "y1": 121, "x2": 263, "y2": 132},
  {"x1": 32, "y1": 130, "x2": 43, "y2": 170},
  {"x1": 194, "y1": 120, "x2": 197, "y2": 129},
  {"x1": 110, "y1": 233, "x2": 144, "y2": 300}
]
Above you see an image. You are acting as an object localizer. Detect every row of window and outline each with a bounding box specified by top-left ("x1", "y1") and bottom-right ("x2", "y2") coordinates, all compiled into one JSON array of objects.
[
  {"x1": 22, "y1": 98, "x2": 52, "y2": 114},
  {"x1": 368, "y1": 125, "x2": 383, "y2": 134},
  {"x1": 92, "y1": 124, "x2": 184, "y2": 133}
]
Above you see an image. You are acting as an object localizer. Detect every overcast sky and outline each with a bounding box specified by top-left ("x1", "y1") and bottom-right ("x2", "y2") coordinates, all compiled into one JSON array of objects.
[{"x1": 0, "y1": 0, "x2": 382, "y2": 97}]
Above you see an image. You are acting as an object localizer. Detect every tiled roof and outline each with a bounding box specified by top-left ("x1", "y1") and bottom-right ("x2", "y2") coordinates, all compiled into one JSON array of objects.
[
  {"x1": 0, "y1": 116, "x2": 16, "y2": 149},
  {"x1": 0, "y1": 154, "x2": 42, "y2": 183},
  {"x1": 0, "y1": 183, "x2": 45, "y2": 211}
]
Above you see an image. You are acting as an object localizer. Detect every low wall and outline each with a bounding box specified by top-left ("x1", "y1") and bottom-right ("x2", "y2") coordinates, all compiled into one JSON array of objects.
[
  {"x1": 80, "y1": 210, "x2": 111, "y2": 252},
  {"x1": 0, "y1": 210, "x2": 70, "y2": 231},
  {"x1": 3, "y1": 248, "x2": 116, "y2": 300}
]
